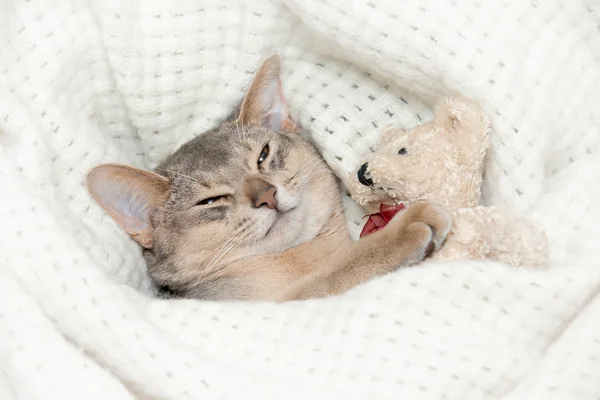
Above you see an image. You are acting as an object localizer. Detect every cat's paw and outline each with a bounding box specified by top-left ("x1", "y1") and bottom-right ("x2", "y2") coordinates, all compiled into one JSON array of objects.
[{"x1": 390, "y1": 200, "x2": 453, "y2": 264}]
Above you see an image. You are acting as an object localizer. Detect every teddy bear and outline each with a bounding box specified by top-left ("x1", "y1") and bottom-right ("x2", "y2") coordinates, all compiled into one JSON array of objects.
[{"x1": 348, "y1": 95, "x2": 549, "y2": 268}]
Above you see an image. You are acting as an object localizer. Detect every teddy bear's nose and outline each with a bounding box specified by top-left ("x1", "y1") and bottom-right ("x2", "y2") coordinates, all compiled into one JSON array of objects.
[{"x1": 357, "y1": 163, "x2": 373, "y2": 186}]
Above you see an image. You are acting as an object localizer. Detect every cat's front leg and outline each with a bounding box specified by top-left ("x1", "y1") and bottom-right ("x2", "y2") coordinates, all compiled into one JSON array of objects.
[{"x1": 276, "y1": 200, "x2": 452, "y2": 301}]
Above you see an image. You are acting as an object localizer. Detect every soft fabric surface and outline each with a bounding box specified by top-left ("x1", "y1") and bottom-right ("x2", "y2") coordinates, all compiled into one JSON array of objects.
[{"x1": 1, "y1": 0, "x2": 600, "y2": 398}]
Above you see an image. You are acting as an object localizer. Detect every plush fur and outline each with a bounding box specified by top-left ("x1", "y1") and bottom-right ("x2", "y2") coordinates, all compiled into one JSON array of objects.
[{"x1": 349, "y1": 96, "x2": 549, "y2": 268}]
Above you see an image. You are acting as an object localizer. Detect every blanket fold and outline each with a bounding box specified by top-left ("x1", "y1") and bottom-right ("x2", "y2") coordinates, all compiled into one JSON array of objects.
[{"x1": 1, "y1": 0, "x2": 599, "y2": 398}]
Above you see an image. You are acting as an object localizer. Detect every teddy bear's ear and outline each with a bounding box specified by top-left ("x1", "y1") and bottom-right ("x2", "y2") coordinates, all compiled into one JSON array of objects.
[
  {"x1": 380, "y1": 125, "x2": 406, "y2": 145},
  {"x1": 433, "y1": 96, "x2": 492, "y2": 166}
]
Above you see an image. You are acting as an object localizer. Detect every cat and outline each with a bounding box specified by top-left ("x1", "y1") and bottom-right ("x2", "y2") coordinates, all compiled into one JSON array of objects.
[{"x1": 86, "y1": 55, "x2": 453, "y2": 302}]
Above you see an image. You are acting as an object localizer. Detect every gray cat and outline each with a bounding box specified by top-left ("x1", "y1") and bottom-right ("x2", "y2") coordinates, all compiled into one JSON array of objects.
[{"x1": 86, "y1": 55, "x2": 452, "y2": 301}]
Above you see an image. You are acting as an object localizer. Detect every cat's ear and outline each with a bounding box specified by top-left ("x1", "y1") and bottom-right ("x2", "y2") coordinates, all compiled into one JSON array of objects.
[
  {"x1": 86, "y1": 164, "x2": 171, "y2": 249},
  {"x1": 237, "y1": 54, "x2": 298, "y2": 133}
]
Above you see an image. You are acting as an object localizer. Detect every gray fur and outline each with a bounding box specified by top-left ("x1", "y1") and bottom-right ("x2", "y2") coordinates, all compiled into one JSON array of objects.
[{"x1": 140, "y1": 119, "x2": 319, "y2": 298}]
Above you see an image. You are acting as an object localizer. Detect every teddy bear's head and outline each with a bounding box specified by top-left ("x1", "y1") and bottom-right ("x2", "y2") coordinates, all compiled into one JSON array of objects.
[{"x1": 349, "y1": 96, "x2": 491, "y2": 210}]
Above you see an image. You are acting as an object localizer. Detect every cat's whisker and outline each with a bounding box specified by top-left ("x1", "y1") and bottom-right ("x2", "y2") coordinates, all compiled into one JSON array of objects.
[
  {"x1": 298, "y1": 169, "x2": 328, "y2": 187},
  {"x1": 298, "y1": 159, "x2": 322, "y2": 179},
  {"x1": 201, "y1": 223, "x2": 252, "y2": 279},
  {"x1": 294, "y1": 171, "x2": 328, "y2": 192},
  {"x1": 292, "y1": 164, "x2": 330, "y2": 191},
  {"x1": 201, "y1": 243, "x2": 241, "y2": 281},
  {"x1": 234, "y1": 117, "x2": 250, "y2": 141},
  {"x1": 202, "y1": 238, "x2": 238, "y2": 279},
  {"x1": 232, "y1": 141, "x2": 244, "y2": 158},
  {"x1": 209, "y1": 237, "x2": 246, "y2": 275},
  {"x1": 202, "y1": 233, "x2": 240, "y2": 274},
  {"x1": 287, "y1": 153, "x2": 325, "y2": 183},
  {"x1": 234, "y1": 118, "x2": 245, "y2": 140},
  {"x1": 293, "y1": 157, "x2": 326, "y2": 188},
  {"x1": 242, "y1": 123, "x2": 250, "y2": 140},
  {"x1": 155, "y1": 168, "x2": 199, "y2": 184}
]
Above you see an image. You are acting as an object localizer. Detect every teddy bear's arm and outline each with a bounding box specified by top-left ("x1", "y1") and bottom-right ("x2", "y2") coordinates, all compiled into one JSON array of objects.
[{"x1": 432, "y1": 206, "x2": 549, "y2": 268}]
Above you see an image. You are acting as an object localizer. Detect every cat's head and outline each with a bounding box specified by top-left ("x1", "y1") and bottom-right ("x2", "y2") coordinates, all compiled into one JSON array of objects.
[{"x1": 86, "y1": 55, "x2": 340, "y2": 291}]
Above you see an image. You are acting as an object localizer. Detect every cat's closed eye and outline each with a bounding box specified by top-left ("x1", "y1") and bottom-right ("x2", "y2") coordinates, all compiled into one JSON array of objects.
[
  {"x1": 195, "y1": 196, "x2": 226, "y2": 206},
  {"x1": 257, "y1": 144, "x2": 270, "y2": 165}
]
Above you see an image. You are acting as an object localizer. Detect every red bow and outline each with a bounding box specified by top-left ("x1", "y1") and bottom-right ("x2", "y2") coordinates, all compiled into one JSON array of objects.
[{"x1": 359, "y1": 203, "x2": 406, "y2": 238}]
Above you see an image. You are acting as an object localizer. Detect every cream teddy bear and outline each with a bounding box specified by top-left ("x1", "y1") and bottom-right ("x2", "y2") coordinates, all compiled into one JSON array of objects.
[{"x1": 348, "y1": 96, "x2": 549, "y2": 268}]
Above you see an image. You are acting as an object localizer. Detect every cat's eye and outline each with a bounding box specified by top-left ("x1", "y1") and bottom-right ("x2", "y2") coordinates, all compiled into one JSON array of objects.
[
  {"x1": 257, "y1": 144, "x2": 270, "y2": 165},
  {"x1": 195, "y1": 196, "x2": 225, "y2": 206},
  {"x1": 398, "y1": 147, "x2": 408, "y2": 155}
]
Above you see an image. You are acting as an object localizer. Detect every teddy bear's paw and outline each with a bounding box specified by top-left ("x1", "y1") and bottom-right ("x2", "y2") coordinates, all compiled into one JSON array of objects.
[
  {"x1": 393, "y1": 200, "x2": 453, "y2": 262},
  {"x1": 515, "y1": 225, "x2": 550, "y2": 269},
  {"x1": 494, "y1": 220, "x2": 550, "y2": 269}
]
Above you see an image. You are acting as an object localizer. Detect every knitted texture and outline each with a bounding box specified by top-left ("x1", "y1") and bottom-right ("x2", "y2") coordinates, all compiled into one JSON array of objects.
[{"x1": 1, "y1": 0, "x2": 600, "y2": 399}]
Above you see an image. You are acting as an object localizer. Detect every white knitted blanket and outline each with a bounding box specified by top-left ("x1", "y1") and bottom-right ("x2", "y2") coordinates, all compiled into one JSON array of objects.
[{"x1": 1, "y1": 0, "x2": 600, "y2": 399}]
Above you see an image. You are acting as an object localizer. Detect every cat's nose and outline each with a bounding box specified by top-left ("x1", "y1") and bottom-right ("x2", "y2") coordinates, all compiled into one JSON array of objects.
[
  {"x1": 254, "y1": 186, "x2": 278, "y2": 210},
  {"x1": 245, "y1": 178, "x2": 278, "y2": 210},
  {"x1": 357, "y1": 163, "x2": 373, "y2": 186}
]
